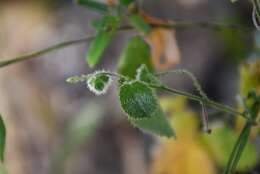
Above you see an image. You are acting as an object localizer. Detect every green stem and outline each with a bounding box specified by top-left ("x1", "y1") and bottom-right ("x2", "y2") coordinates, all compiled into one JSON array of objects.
[
  {"x1": 149, "y1": 84, "x2": 247, "y2": 119},
  {"x1": 223, "y1": 94, "x2": 260, "y2": 174},
  {"x1": 156, "y1": 69, "x2": 208, "y2": 99}
]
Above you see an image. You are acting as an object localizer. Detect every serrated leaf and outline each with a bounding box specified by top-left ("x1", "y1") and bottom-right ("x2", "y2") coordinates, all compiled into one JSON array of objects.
[
  {"x1": 0, "y1": 115, "x2": 6, "y2": 162},
  {"x1": 130, "y1": 107, "x2": 175, "y2": 138},
  {"x1": 136, "y1": 64, "x2": 161, "y2": 85},
  {"x1": 86, "y1": 31, "x2": 114, "y2": 67},
  {"x1": 87, "y1": 71, "x2": 112, "y2": 95},
  {"x1": 77, "y1": 0, "x2": 109, "y2": 13},
  {"x1": 117, "y1": 36, "x2": 154, "y2": 78},
  {"x1": 119, "y1": 81, "x2": 158, "y2": 119},
  {"x1": 129, "y1": 14, "x2": 151, "y2": 34}
]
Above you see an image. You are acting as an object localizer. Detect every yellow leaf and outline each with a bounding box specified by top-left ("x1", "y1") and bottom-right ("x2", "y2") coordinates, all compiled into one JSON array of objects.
[
  {"x1": 151, "y1": 139, "x2": 216, "y2": 174},
  {"x1": 236, "y1": 59, "x2": 260, "y2": 137},
  {"x1": 146, "y1": 28, "x2": 181, "y2": 71},
  {"x1": 239, "y1": 60, "x2": 260, "y2": 97},
  {"x1": 160, "y1": 97, "x2": 198, "y2": 138},
  {"x1": 150, "y1": 97, "x2": 217, "y2": 174}
]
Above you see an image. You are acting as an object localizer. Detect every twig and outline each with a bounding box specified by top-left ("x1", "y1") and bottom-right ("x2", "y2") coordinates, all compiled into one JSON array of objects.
[
  {"x1": 0, "y1": 21, "x2": 248, "y2": 69},
  {"x1": 0, "y1": 36, "x2": 94, "y2": 68},
  {"x1": 150, "y1": 22, "x2": 250, "y2": 32}
]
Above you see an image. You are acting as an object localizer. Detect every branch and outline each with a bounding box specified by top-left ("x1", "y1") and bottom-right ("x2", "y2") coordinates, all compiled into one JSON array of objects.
[
  {"x1": 0, "y1": 36, "x2": 94, "y2": 68},
  {"x1": 150, "y1": 22, "x2": 250, "y2": 32},
  {"x1": 0, "y1": 22, "x2": 248, "y2": 69}
]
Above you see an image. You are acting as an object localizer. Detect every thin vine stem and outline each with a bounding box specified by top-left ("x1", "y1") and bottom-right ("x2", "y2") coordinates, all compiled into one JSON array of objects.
[
  {"x1": 151, "y1": 22, "x2": 250, "y2": 32},
  {"x1": 0, "y1": 22, "x2": 248, "y2": 69},
  {"x1": 67, "y1": 70, "x2": 250, "y2": 122},
  {"x1": 149, "y1": 84, "x2": 248, "y2": 120},
  {"x1": 156, "y1": 69, "x2": 208, "y2": 99},
  {"x1": 155, "y1": 69, "x2": 212, "y2": 132},
  {"x1": 0, "y1": 36, "x2": 94, "y2": 68}
]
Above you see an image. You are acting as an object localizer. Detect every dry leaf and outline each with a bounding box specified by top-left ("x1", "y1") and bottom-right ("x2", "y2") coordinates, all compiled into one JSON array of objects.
[{"x1": 146, "y1": 28, "x2": 181, "y2": 71}]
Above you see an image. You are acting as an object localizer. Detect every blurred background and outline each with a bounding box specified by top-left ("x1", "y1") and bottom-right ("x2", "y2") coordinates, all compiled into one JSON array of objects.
[{"x1": 0, "y1": 0, "x2": 259, "y2": 174}]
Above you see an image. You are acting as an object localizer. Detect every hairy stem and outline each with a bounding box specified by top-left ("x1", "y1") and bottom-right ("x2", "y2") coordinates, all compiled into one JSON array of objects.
[
  {"x1": 149, "y1": 84, "x2": 247, "y2": 119},
  {"x1": 156, "y1": 69, "x2": 208, "y2": 99}
]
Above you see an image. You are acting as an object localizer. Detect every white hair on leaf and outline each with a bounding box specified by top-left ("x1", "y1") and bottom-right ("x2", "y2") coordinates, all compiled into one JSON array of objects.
[{"x1": 87, "y1": 70, "x2": 113, "y2": 95}]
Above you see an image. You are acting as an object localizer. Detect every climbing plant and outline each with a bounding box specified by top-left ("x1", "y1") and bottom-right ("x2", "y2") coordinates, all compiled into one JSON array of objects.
[{"x1": 0, "y1": 0, "x2": 259, "y2": 174}]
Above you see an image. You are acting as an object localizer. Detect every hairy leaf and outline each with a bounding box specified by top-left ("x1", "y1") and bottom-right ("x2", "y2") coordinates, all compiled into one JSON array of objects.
[
  {"x1": 87, "y1": 71, "x2": 112, "y2": 95},
  {"x1": 136, "y1": 64, "x2": 161, "y2": 85},
  {"x1": 130, "y1": 107, "x2": 175, "y2": 138},
  {"x1": 119, "y1": 81, "x2": 158, "y2": 119}
]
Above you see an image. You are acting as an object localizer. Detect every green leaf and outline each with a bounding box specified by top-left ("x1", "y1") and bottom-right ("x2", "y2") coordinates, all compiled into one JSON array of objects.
[
  {"x1": 0, "y1": 115, "x2": 6, "y2": 162},
  {"x1": 86, "y1": 15, "x2": 120, "y2": 67},
  {"x1": 119, "y1": 0, "x2": 134, "y2": 6},
  {"x1": 222, "y1": 94, "x2": 259, "y2": 174},
  {"x1": 117, "y1": 36, "x2": 154, "y2": 78},
  {"x1": 223, "y1": 123, "x2": 252, "y2": 174},
  {"x1": 202, "y1": 125, "x2": 257, "y2": 171},
  {"x1": 130, "y1": 107, "x2": 175, "y2": 138},
  {"x1": 129, "y1": 14, "x2": 151, "y2": 34},
  {"x1": 86, "y1": 31, "x2": 114, "y2": 67},
  {"x1": 77, "y1": 0, "x2": 109, "y2": 13},
  {"x1": 87, "y1": 71, "x2": 112, "y2": 95},
  {"x1": 119, "y1": 81, "x2": 158, "y2": 119},
  {"x1": 136, "y1": 64, "x2": 161, "y2": 85},
  {"x1": 91, "y1": 15, "x2": 120, "y2": 31}
]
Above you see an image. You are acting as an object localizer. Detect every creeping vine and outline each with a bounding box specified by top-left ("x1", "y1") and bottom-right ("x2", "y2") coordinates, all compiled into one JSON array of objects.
[{"x1": 0, "y1": 1, "x2": 259, "y2": 174}]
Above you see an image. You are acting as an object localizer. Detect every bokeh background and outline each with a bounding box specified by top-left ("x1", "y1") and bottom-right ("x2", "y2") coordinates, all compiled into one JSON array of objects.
[{"x1": 0, "y1": 0, "x2": 259, "y2": 174}]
